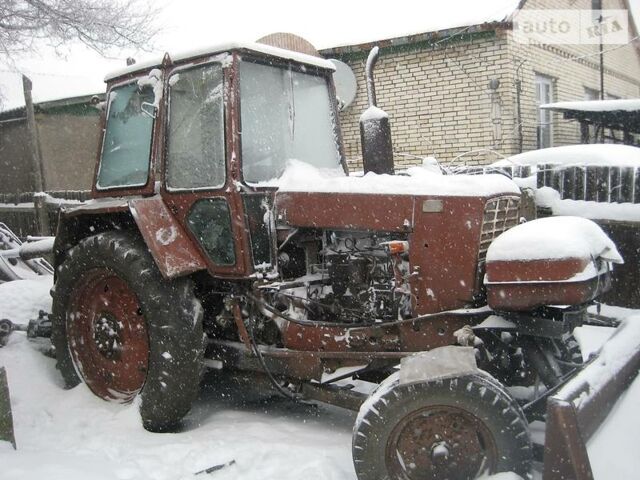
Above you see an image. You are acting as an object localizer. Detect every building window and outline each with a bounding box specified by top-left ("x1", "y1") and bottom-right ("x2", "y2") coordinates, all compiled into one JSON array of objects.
[
  {"x1": 535, "y1": 74, "x2": 554, "y2": 149},
  {"x1": 584, "y1": 87, "x2": 599, "y2": 100}
]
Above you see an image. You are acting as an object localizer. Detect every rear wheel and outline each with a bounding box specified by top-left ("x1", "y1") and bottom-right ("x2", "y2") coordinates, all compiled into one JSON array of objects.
[
  {"x1": 51, "y1": 231, "x2": 203, "y2": 431},
  {"x1": 352, "y1": 372, "x2": 532, "y2": 480}
]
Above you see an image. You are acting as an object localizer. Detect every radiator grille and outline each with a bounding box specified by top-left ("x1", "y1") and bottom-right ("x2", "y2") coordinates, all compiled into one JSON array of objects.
[{"x1": 478, "y1": 196, "x2": 520, "y2": 264}]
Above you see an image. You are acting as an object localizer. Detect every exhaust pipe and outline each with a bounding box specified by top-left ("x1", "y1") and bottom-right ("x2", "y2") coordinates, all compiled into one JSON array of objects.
[{"x1": 359, "y1": 47, "x2": 394, "y2": 175}]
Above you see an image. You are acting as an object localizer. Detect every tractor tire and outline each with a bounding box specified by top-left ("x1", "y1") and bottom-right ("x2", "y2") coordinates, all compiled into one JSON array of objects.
[
  {"x1": 352, "y1": 372, "x2": 532, "y2": 480},
  {"x1": 51, "y1": 231, "x2": 203, "y2": 432}
]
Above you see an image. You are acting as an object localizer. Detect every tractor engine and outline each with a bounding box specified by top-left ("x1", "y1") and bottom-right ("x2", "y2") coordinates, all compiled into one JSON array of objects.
[{"x1": 269, "y1": 231, "x2": 413, "y2": 328}]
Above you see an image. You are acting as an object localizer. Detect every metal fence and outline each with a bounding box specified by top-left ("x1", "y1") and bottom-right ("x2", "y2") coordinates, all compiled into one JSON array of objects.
[
  {"x1": 536, "y1": 164, "x2": 640, "y2": 203},
  {"x1": 0, "y1": 190, "x2": 90, "y2": 238},
  {"x1": 456, "y1": 163, "x2": 640, "y2": 204}
]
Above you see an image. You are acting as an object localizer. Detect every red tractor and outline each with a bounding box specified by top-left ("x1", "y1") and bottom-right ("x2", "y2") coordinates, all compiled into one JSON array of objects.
[{"x1": 50, "y1": 37, "x2": 636, "y2": 479}]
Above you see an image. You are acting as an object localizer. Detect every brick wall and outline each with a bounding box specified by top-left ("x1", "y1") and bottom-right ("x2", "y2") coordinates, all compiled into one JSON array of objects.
[
  {"x1": 328, "y1": 0, "x2": 640, "y2": 170},
  {"x1": 331, "y1": 31, "x2": 514, "y2": 170},
  {"x1": 509, "y1": 0, "x2": 640, "y2": 152}
]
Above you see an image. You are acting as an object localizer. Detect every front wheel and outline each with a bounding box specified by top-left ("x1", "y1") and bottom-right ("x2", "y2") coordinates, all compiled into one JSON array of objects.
[
  {"x1": 51, "y1": 231, "x2": 203, "y2": 431},
  {"x1": 352, "y1": 372, "x2": 532, "y2": 480}
]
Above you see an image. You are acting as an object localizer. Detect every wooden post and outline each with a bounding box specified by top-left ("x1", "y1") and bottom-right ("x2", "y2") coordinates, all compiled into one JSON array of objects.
[
  {"x1": 0, "y1": 367, "x2": 16, "y2": 449},
  {"x1": 22, "y1": 75, "x2": 50, "y2": 236}
]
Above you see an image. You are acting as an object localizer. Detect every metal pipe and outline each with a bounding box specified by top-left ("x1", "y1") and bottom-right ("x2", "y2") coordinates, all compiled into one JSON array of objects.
[
  {"x1": 365, "y1": 46, "x2": 379, "y2": 107},
  {"x1": 0, "y1": 237, "x2": 54, "y2": 261}
]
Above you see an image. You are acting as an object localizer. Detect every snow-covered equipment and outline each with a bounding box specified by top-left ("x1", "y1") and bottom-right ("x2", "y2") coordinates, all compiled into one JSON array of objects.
[
  {"x1": 485, "y1": 216, "x2": 622, "y2": 310},
  {"x1": 0, "y1": 311, "x2": 51, "y2": 347},
  {"x1": 0, "y1": 223, "x2": 53, "y2": 282},
  {"x1": 45, "y1": 37, "x2": 640, "y2": 479},
  {"x1": 544, "y1": 319, "x2": 640, "y2": 479}
]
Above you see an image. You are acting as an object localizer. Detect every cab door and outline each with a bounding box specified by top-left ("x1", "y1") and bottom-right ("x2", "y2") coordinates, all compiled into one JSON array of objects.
[{"x1": 160, "y1": 56, "x2": 251, "y2": 278}]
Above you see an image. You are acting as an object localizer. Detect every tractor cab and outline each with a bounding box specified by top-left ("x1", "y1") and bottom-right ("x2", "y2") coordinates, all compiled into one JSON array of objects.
[{"x1": 93, "y1": 43, "x2": 345, "y2": 278}]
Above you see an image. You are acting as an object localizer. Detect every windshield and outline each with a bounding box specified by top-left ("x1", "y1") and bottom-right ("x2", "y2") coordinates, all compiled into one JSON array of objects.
[{"x1": 239, "y1": 61, "x2": 342, "y2": 184}]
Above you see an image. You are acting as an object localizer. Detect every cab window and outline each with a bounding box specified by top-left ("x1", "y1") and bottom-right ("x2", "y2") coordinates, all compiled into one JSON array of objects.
[
  {"x1": 166, "y1": 63, "x2": 225, "y2": 190},
  {"x1": 97, "y1": 82, "x2": 154, "y2": 189}
]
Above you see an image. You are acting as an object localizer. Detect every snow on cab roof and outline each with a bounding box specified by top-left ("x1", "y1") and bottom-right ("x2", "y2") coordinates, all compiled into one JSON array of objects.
[
  {"x1": 104, "y1": 42, "x2": 335, "y2": 81},
  {"x1": 541, "y1": 99, "x2": 640, "y2": 113}
]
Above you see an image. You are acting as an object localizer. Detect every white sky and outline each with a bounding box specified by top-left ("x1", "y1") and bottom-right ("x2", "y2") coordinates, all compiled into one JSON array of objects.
[{"x1": 0, "y1": 0, "x2": 638, "y2": 110}]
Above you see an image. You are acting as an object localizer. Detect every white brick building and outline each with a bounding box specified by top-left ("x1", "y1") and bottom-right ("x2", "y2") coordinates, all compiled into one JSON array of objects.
[{"x1": 320, "y1": 0, "x2": 640, "y2": 169}]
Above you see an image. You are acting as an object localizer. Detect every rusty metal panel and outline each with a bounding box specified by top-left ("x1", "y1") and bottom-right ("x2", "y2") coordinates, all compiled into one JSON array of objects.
[
  {"x1": 486, "y1": 275, "x2": 609, "y2": 312},
  {"x1": 275, "y1": 191, "x2": 415, "y2": 232},
  {"x1": 275, "y1": 191, "x2": 493, "y2": 316},
  {"x1": 408, "y1": 196, "x2": 487, "y2": 314},
  {"x1": 129, "y1": 196, "x2": 207, "y2": 279},
  {"x1": 543, "y1": 398, "x2": 593, "y2": 480}
]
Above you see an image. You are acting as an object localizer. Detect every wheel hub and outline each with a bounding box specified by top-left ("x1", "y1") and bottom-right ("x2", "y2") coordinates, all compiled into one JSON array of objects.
[
  {"x1": 386, "y1": 406, "x2": 497, "y2": 480},
  {"x1": 67, "y1": 269, "x2": 149, "y2": 402},
  {"x1": 93, "y1": 312, "x2": 123, "y2": 360}
]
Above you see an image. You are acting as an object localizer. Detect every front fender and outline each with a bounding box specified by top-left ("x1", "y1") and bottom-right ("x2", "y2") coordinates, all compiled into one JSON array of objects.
[{"x1": 129, "y1": 196, "x2": 207, "y2": 279}]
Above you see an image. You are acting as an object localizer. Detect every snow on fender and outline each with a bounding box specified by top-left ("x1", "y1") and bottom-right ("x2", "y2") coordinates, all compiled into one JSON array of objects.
[
  {"x1": 399, "y1": 345, "x2": 478, "y2": 385},
  {"x1": 484, "y1": 216, "x2": 623, "y2": 311},
  {"x1": 486, "y1": 216, "x2": 622, "y2": 264}
]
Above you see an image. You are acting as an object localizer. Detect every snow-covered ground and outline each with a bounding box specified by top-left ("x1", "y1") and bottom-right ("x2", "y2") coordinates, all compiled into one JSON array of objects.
[{"x1": 1, "y1": 278, "x2": 639, "y2": 479}]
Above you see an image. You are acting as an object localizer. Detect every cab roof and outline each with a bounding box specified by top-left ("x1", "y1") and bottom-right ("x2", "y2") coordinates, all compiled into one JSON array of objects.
[{"x1": 104, "y1": 41, "x2": 335, "y2": 82}]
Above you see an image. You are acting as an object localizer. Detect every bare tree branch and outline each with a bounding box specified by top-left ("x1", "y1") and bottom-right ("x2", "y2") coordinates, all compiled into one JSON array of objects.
[{"x1": 0, "y1": 0, "x2": 159, "y2": 59}]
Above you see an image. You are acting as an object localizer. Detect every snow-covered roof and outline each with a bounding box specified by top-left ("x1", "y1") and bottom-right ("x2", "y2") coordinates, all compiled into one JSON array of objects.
[
  {"x1": 0, "y1": 93, "x2": 103, "y2": 120},
  {"x1": 494, "y1": 144, "x2": 640, "y2": 169},
  {"x1": 321, "y1": 0, "x2": 521, "y2": 52},
  {"x1": 541, "y1": 99, "x2": 640, "y2": 113},
  {"x1": 105, "y1": 42, "x2": 335, "y2": 81}
]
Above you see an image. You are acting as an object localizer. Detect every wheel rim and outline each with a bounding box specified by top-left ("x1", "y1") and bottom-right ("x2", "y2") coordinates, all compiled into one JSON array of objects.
[
  {"x1": 67, "y1": 268, "x2": 149, "y2": 402},
  {"x1": 385, "y1": 405, "x2": 498, "y2": 480}
]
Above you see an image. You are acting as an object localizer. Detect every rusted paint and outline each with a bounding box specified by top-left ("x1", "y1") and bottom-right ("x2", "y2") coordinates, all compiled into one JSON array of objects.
[
  {"x1": 275, "y1": 191, "x2": 414, "y2": 232},
  {"x1": 408, "y1": 196, "x2": 487, "y2": 314},
  {"x1": 543, "y1": 398, "x2": 593, "y2": 480},
  {"x1": 282, "y1": 321, "x2": 402, "y2": 352},
  {"x1": 159, "y1": 53, "x2": 253, "y2": 278},
  {"x1": 543, "y1": 320, "x2": 640, "y2": 479},
  {"x1": 232, "y1": 302, "x2": 252, "y2": 349},
  {"x1": 486, "y1": 274, "x2": 611, "y2": 311},
  {"x1": 275, "y1": 192, "x2": 499, "y2": 316},
  {"x1": 486, "y1": 257, "x2": 590, "y2": 283},
  {"x1": 397, "y1": 316, "x2": 471, "y2": 351},
  {"x1": 129, "y1": 196, "x2": 207, "y2": 278},
  {"x1": 68, "y1": 269, "x2": 150, "y2": 401}
]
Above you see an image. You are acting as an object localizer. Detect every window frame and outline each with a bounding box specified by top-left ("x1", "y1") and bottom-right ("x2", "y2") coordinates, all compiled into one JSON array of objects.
[
  {"x1": 535, "y1": 74, "x2": 554, "y2": 149},
  {"x1": 163, "y1": 60, "x2": 227, "y2": 193},
  {"x1": 95, "y1": 76, "x2": 157, "y2": 191},
  {"x1": 584, "y1": 87, "x2": 600, "y2": 101},
  {"x1": 186, "y1": 197, "x2": 236, "y2": 266}
]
